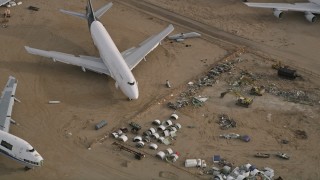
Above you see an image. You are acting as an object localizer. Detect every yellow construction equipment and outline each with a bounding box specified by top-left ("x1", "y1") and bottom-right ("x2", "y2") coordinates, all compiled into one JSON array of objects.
[
  {"x1": 250, "y1": 86, "x2": 265, "y2": 96},
  {"x1": 220, "y1": 89, "x2": 253, "y2": 108},
  {"x1": 272, "y1": 61, "x2": 283, "y2": 70}
]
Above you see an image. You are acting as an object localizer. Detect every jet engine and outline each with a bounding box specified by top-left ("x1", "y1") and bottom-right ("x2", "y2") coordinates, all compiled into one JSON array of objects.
[
  {"x1": 305, "y1": 12, "x2": 316, "y2": 23},
  {"x1": 273, "y1": 9, "x2": 283, "y2": 19}
]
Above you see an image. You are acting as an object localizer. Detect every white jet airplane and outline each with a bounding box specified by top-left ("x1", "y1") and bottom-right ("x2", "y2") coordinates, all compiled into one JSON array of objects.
[
  {"x1": 25, "y1": 0, "x2": 174, "y2": 100},
  {"x1": 244, "y1": 0, "x2": 320, "y2": 22},
  {"x1": 0, "y1": 0, "x2": 10, "y2": 6},
  {"x1": 0, "y1": 76, "x2": 43, "y2": 169}
]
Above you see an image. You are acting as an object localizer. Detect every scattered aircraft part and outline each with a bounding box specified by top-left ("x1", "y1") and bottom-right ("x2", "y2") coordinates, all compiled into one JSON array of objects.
[
  {"x1": 143, "y1": 136, "x2": 151, "y2": 142},
  {"x1": 116, "y1": 129, "x2": 123, "y2": 135},
  {"x1": 165, "y1": 120, "x2": 173, "y2": 126},
  {"x1": 148, "y1": 127, "x2": 156, "y2": 134},
  {"x1": 166, "y1": 153, "x2": 179, "y2": 162},
  {"x1": 156, "y1": 151, "x2": 166, "y2": 160},
  {"x1": 136, "y1": 141, "x2": 144, "y2": 148},
  {"x1": 158, "y1": 136, "x2": 165, "y2": 143},
  {"x1": 14, "y1": 97, "x2": 21, "y2": 103},
  {"x1": 118, "y1": 134, "x2": 128, "y2": 142},
  {"x1": 95, "y1": 120, "x2": 107, "y2": 130},
  {"x1": 170, "y1": 131, "x2": 177, "y2": 137},
  {"x1": 276, "y1": 152, "x2": 290, "y2": 160},
  {"x1": 168, "y1": 32, "x2": 201, "y2": 41},
  {"x1": 129, "y1": 122, "x2": 141, "y2": 133},
  {"x1": 48, "y1": 101, "x2": 61, "y2": 104},
  {"x1": 254, "y1": 153, "x2": 270, "y2": 158},
  {"x1": 165, "y1": 148, "x2": 173, "y2": 155},
  {"x1": 273, "y1": 9, "x2": 283, "y2": 18},
  {"x1": 133, "y1": 136, "x2": 142, "y2": 142},
  {"x1": 81, "y1": 66, "x2": 86, "y2": 72},
  {"x1": 220, "y1": 133, "x2": 240, "y2": 139},
  {"x1": 170, "y1": 113, "x2": 179, "y2": 120},
  {"x1": 152, "y1": 132, "x2": 160, "y2": 139},
  {"x1": 166, "y1": 80, "x2": 171, "y2": 88},
  {"x1": 169, "y1": 126, "x2": 177, "y2": 132},
  {"x1": 174, "y1": 123, "x2": 182, "y2": 130},
  {"x1": 157, "y1": 125, "x2": 166, "y2": 131},
  {"x1": 163, "y1": 130, "x2": 170, "y2": 137},
  {"x1": 111, "y1": 132, "x2": 119, "y2": 138},
  {"x1": 152, "y1": 119, "x2": 161, "y2": 126},
  {"x1": 149, "y1": 143, "x2": 158, "y2": 150}
]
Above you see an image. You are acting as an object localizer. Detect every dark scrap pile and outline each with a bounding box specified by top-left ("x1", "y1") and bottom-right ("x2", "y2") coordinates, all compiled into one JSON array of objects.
[
  {"x1": 168, "y1": 58, "x2": 241, "y2": 110},
  {"x1": 217, "y1": 114, "x2": 236, "y2": 130},
  {"x1": 294, "y1": 130, "x2": 308, "y2": 139},
  {"x1": 266, "y1": 85, "x2": 318, "y2": 105}
]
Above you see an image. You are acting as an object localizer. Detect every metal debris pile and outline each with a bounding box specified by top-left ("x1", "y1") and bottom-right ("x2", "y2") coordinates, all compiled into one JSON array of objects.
[
  {"x1": 217, "y1": 114, "x2": 236, "y2": 130},
  {"x1": 266, "y1": 85, "x2": 317, "y2": 105},
  {"x1": 203, "y1": 163, "x2": 275, "y2": 180},
  {"x1": 168, "y1": 58, "x2": 242, "y2": 110}
]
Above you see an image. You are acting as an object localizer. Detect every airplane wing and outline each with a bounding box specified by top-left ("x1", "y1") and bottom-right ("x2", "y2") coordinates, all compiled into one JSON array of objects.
[
  {"x1": 121, "y1": 24, "x2": 174, "y2": 70},
  {"x1": 0, "y1": 76, "x2": 17, "y2": 132},
  {"x1": 0, "y1": 0, "x2": 10, "y2": 6},
  {"x1": 244, "y1": 2, "x2": 320, "y2": 13},
  {"x1": 25, "y1": 46, "x2": 111, "y2": 76}
]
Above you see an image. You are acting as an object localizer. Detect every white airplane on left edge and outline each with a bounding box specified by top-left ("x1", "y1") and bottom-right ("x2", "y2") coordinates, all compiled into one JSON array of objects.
[
  {"x1": 0, "y1": 0, "x2": 10, "y2": 6},
  {"x1": 25, "y1": 0, "x2": 174, "y2": 100},
  {"x1": 0, "y1": 76, "x2": 44, "y2": 170}
]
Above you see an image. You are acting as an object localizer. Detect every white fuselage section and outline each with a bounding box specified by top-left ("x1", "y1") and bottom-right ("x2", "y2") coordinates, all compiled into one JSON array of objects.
[
  {"x1": 90, "y1": 21, "x2": 139, "y2": 99},
  {"x1": 0, "y1": 131, "x2": 43, "y2": 168},
  {"x1": 310, "y1": 0, "x2": 320, "y2": 5}
]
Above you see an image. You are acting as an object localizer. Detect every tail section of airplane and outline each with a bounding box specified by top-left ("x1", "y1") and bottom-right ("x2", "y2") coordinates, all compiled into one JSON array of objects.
[{"x1": 60, "y1": 0, "x2": 113, "y2": 27}]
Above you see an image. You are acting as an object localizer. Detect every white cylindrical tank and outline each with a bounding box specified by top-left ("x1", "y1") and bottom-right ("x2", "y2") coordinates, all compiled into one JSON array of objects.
[{"x1": 185, "y1": 159, "x2": 197, "y2": 167}]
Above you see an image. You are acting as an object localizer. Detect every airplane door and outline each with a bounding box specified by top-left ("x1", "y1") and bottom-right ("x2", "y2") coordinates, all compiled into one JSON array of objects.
[{"x1": 19, "y1": 147, "x2": 23, "y2": 154}]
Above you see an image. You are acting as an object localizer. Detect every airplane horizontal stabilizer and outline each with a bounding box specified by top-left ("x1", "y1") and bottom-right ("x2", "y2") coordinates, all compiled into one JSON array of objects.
[{"x1": 60, "y1": 9, "x2": 87, "y2": 20}]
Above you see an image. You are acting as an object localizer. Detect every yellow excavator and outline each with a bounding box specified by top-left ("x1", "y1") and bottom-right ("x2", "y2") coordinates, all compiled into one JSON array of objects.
[{"x1": 220, "y1": 89, "x2": 253, "y2": 108}]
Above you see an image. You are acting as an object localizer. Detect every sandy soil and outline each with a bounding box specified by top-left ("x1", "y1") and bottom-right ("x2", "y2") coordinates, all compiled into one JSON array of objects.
[{"x1": 0, "y1": 0, "x2": 320, "y2": 180}]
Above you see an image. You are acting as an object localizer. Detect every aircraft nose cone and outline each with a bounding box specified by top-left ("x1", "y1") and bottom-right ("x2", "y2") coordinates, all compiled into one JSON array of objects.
[{"x1": 128, "y1": 88, "x2": 139, "y2": 100}]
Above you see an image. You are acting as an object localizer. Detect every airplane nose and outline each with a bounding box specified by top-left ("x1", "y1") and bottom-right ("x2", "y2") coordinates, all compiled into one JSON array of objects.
[{"x1": 129, "y1": 88, "x2": 139, "y2": 100}]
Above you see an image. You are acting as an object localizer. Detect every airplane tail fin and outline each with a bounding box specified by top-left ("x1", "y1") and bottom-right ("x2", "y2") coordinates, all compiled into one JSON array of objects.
[{"x1": 59, "y1": 1, "x2": 113, "y2": 21}]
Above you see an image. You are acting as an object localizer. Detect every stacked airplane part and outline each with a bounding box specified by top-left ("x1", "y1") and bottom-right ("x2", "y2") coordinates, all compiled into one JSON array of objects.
[
  {"x1": 25, "y1": 0, "x2": 174, "y2": 100},
  {"x1": 244, "y1": 0, "x2": 320, "y2": 22},
  {"x1": 0, "y1": 76, "x2": 43, "y2": 169}
]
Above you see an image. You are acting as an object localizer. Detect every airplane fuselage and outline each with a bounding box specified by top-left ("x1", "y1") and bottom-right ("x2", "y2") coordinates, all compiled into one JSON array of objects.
[
  {"x1": 90, "y1": 21, "x2": 139, "y2": 99},
  {"x1": 0, "y1": 131, "x2": 43, "y2": 168}
]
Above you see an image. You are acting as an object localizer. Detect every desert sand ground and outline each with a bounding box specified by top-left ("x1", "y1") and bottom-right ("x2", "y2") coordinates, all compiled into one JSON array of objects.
[{"x1": 0, "y1": 0, "x2": 320, "y2": 180}]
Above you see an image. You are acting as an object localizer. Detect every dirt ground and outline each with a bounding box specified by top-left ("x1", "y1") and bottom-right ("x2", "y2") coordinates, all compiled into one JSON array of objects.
[{"x1": 0, "y1": 0, "x2": 320, "y2": 180}]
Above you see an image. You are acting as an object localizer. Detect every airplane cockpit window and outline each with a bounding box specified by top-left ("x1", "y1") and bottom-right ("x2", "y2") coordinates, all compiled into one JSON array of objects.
[
  {"x1": 128, "y1": 81, "x2": 135, "y2": 86},
  {"x1": 1, "y1": 140, "x2": 13, "y2": 150},
  {"x1": 27, "y1": 148, "x2": 35, "y2": 152}
]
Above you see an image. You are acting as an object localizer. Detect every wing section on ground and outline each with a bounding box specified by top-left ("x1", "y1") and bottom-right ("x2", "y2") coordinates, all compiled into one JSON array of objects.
[
  {"x1": 25, "y1": 46, "x2": 111, "y2": 76},
  {"x1": 121, "y1": 24, "x2": 174, "y2": 70},
  {"x1": 0, "y1": 0, "x2": 10, "y2": 6},
  {"x1": 245, "y1": 2, "x2": 320, "y2": 13},
  {"x1": 0, "y1": 76, "x2": 17, "y2": 132}
]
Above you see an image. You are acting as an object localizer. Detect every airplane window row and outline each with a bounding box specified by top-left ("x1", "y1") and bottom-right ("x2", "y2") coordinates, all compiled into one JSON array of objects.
[
  {"x1": 24, "y1": 159, "x2": 39, "y2": 165},
  {"x1": 0, "y1": 140, "x2": 13, "y2": 151}
]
